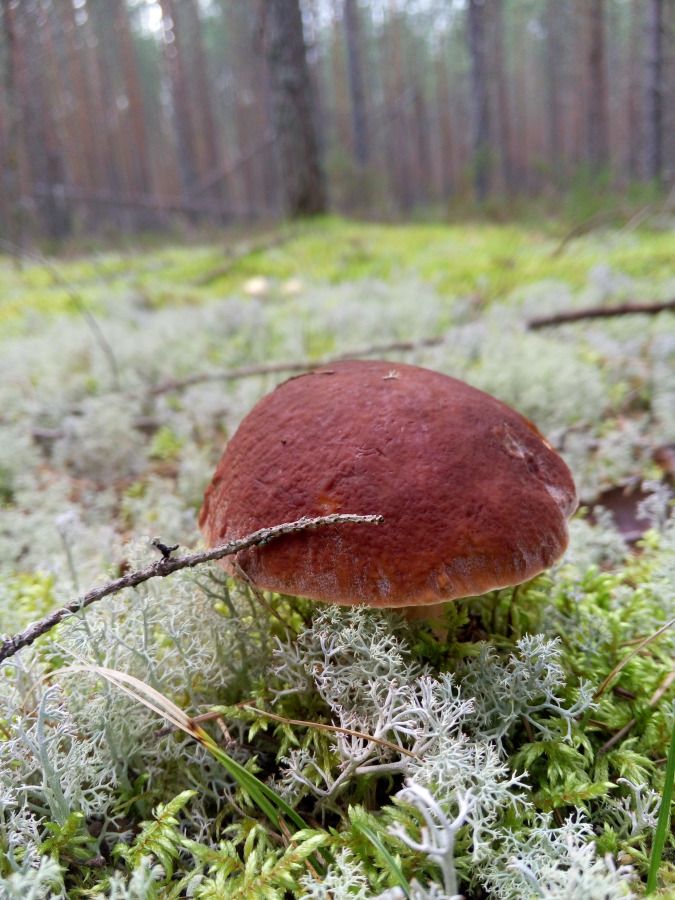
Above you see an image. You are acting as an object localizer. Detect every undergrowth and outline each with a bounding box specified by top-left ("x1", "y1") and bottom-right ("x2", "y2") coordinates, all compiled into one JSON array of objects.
[{"x1": 0, "y1": 218, "x2": 674, "y2": 897}]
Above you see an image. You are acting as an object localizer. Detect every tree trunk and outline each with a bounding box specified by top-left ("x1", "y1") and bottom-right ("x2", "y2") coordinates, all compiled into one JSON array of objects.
[
  {"x1": 544, "y1": 0, "x2": 564, "y2": 180},
  {"x1": 111, "y1": 0, "x2": 153, "y2": 196},
  {"x1": 412, "y1": 84, "x2": 432, "y2": 204},
  {"x1": 492, "y1": 0, "x2": 512, "y2": 191},
  {"x1": 645, "y1": 0, "x2": 664, "y2": 182},
  {"x1": 15, "y1": 0, "x2": 71, "y2": 239},
  {"x1": 467, "y1": 0, "x2": 492, "y2": 200},
  {"x1": 264, "y1": 0, "x2": 326, "y2": 216},
  {"x1": 0, "y1": 0, "x2": 24, "y2": 252},
  {"x1": 159, "y1": 0, "x2": 199, "y2": 197},
  {"x1": 343, "y1": 0, "x2": 370, "y2": 167},
  {"x1": 434, "y1": 54, "x2": 455, "y2": 200},
  {"x1": 85, "y1": 0, "x2": 125, "y2": 204},
  {"x1": 57, "y1": 0, "x2": 99, "y2": 194},
  {"x1": 586, "y1": 0, "x2": 609, "y2": 172},
  {"x1": 182, "y1": 0, "x2": 222, "y2": 182}
]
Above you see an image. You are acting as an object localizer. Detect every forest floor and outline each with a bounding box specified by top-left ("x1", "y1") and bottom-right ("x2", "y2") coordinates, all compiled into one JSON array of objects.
[{"x1": 0, "y1": 217, "x2": 674, "y2": 898}]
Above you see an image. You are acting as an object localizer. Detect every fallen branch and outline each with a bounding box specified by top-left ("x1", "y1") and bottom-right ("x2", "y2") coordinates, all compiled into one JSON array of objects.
[
  {"x1": 0, "y1": 238, "x2": 121, "y2": 389},
  {"x1": 150, "y1": 296, "x2": 674, "y2": 395},
  {"x1": 194, "y1": 227, "x2": 304, "y2": 287},
  {"x1": 528, "y1": 298, "x2": 675, "y2": 330},
  {"x1": 549, "y1": 210, "x2": 616, "y2": 258},
  {"x1": 150, "y1": 336, "x2": 444, "y2": 396},
  {"x1": 0, "y1": 513, "x2": 382, "y2": 664}
]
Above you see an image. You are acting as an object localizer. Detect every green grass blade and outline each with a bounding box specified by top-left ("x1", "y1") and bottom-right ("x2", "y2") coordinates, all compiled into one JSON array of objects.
[
  {"x1": 646, "y1": 711, "x2": 675, "y2": 893},
  {"x1": 194, "y1": 728, "x2": 308, "y2": 832},
  {"x1": 351, "y1": 818, "x2": 411, "y2": 898}
]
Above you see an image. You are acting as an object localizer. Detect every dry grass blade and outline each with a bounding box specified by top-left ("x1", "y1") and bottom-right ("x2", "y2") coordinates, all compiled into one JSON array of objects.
[
  {"x1": 50, "y1": 664, "x2": 312, "y2": 837},
  {"x1": 52, "y1": 665, "x2": 199, "y2": 736},
  {"x1": 594, "y1": 614, "x2": 675, "y2": 700}
]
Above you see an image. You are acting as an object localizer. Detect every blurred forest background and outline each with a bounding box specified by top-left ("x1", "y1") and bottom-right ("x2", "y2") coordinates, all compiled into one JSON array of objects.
[{"x1": 1, "y1": 0, "x2": 674, "y2": 244}]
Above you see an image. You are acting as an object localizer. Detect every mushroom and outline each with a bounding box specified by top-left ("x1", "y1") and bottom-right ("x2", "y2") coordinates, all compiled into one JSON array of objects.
[{"x1": 199, "y1": 360, "x2": 577, "y2": 610}]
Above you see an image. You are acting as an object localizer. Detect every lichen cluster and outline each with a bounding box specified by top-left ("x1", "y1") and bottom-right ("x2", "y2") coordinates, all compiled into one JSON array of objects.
[{"x1": 0, "y1": 221, "x2": 674, "y2": 897}]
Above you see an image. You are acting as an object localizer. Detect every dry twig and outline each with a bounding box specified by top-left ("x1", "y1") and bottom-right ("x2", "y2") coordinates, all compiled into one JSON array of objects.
[
  {"x1": 0, "y1": 513, "x2": 382, "y2": 664},
  {"x1": 528, "y1": 298, "x2": 675, "y2": 330},
  {"x1": 598, "y1": 670, "x2": 675, "y2": 755},
  {"x1": 193, "y1": 226, "x2": 304, "y2": 287},
  {"x1": 594, "y1": 613, "x2": 675, "y2": 700},
  {"x1": 0, "y1": 238, "x2": 121, "y2": 388},
  {"x1": 150, "y1": 336, "x2": 444, "y2": 396},
  {"x1": 549, "y1": 210, "x2": 615, "y2": 258}
]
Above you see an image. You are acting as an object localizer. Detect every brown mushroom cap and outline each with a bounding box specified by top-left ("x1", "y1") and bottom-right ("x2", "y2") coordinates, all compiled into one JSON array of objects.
[{"x1": 199, "y1": 360, "x2": 577, "y2": 607}]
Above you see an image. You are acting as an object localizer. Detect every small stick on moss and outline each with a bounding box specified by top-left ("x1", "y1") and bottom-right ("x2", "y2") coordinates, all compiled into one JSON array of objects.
[
  {"x1": 528, "y1": 298, "x2": 675, "y2": 330},
  {"x1": 149, "y1": 336, "x2": 444, "y2": 396},
  {"x1": 598, "y1": 670, "x2": 675, "y2": 755},
  {"x1": 594, "y1": 614, "x2": 675, "y2": 700},
  {"x1": 0, "y1": 513, "x2": 383, "y2": 664},
  {"x1": 0, "y1": 238, "x2": 121, "y2": 389}
]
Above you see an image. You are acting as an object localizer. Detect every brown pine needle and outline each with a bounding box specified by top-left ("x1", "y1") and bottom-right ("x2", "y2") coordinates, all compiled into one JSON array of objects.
[
  {"x1": 238, "y1": 704, "x2": 422, "y2": 761},
  {"x1": 594, "y1": 614, "x2": 675, "y2": 700}
]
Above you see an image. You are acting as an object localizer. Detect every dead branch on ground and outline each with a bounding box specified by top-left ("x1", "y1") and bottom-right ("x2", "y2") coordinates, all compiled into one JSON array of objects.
[
  {"x1": 149, "y1": 336, "x2": 444, "y2": 396},
  {"x1": 0, "y1": 513, "x2": 382, "y2": 664},
  {"x1": 528, "y1": 298, "x2": 675, "y2": 330},
  {"x1": 193, "y1": 227, "x2": 305, "y2": 287}
]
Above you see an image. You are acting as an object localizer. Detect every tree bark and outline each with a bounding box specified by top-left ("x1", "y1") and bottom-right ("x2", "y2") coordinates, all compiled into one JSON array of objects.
[
  {"x1": 491, "y1": 0, "x2": 512, "y2": 191},
  {"x1": 182, "y1": 0, "x2": 222, "y2": 182},
  {"x1": 111, "y1": 0, "x2": 153, "y2": 196},
  {"x1": 15, "y1": 0, "x2": 71, "y2": 239},
  {"x1": 159, "y1": 0, "x2": 199, "y2": 196},
  {"x1": 544, "y1": 0, "x2": 564, "y2": 179},
  {"x1": 264, "y1": 0, "x2": 326, "y2": 216},
  {"x1": 343, "y1": 0, "x2": 370, "y2": 167},
  {"x1": 645, "y1": 0, "x2": 665, "y2": 182},
  {"x1": 0, "y1": 0, "x2": 24, "y2": 253},
  {"x1": 434, "y1": 54, "x2": 455, "y2": 200},
  {"x1": 85, "y1": 0, "x2": 125, "y2": 206},
  {"x1": 467, "y1": 0, "x2": 492, "y2": 200},
  {"x1": 586, "y1": 0, "x2": 609, "y2": 172}
]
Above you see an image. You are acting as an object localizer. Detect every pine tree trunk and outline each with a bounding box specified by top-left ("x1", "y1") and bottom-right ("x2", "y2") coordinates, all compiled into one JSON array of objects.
[
  {"x1": 343, "y1": 0, "x2": 370, "y2": 168},
  {"x1": 264, "y1": 0, "x2": 326, "y2": 216},
  {"x1": 0, "y1": 0, "x2": 24, "y2": 252},
  {"x1": 544, "y1": 0, "x2": 564, "y2": 180},
  {"x1": 492, "y1": 0, "x2": 512, "y2": 191},
  {"x1": 159, "y1": 0, "x2": 199, "y2": 197},
  {"x1": 15, "y1": 0, "x2": 71, "y2": 239},
  {"x1": 111, "y1": 0, "x2": 153, "y2": 196},
  {"x1": 645, "y1": 0, "x2": 664, "y2": 182},
  {"x1": 587, "y1": 0, "x2": 609, "y2": 172},
  {"x1": 183, "y1": 0, "x2": 221, "y2": 181},
  {"x1": 467, "y1": 0, "x2": 492, "y2": 200},
  {"x1": 434, "y1": 54, "x2": 455, "y2": 200}
]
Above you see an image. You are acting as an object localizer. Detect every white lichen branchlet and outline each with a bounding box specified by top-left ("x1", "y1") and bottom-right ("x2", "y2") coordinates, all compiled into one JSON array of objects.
[
  {"x1": 458, "y1": 635, "x2": 596, "y2": 751},
  {"x1": 389, "y1": 781, "x2": 471, "y2": 899}
]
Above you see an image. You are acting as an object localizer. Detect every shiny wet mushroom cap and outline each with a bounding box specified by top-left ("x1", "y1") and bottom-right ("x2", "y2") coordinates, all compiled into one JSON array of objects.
[{"x1": 199, "y1": 360, "x2": 577, "y2": 607}]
